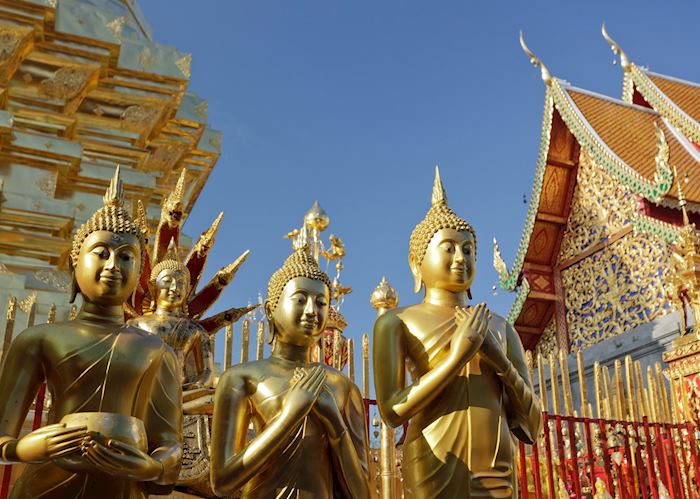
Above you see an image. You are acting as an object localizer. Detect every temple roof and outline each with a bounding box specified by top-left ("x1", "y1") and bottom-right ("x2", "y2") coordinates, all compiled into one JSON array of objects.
[
  {"x1": 566, "y1": 88, "x2": 700, "y2": 205},
  {"x1": 497, "y1": 35, "x2": 700, "y2": 349}
]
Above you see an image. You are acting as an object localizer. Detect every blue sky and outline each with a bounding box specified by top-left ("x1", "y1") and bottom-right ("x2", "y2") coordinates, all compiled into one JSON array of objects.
[{"x1": 140, "y1": 1, "x2": 700, "y2": 370}]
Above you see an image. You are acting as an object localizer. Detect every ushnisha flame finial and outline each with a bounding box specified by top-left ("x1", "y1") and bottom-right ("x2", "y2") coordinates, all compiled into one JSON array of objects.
[
  {"x1": 519, "y1": 31, "x2": 552, "y2": 85},
  {"x1": 71, "y1": 165, "x2": 145, "y2": 267},
  {"x1": 432, "y1": 165, "x2": 447, "y2": 206},
  {"x1": 601, "y1": 23, "x2": 630, "y2": 70},
  {"x1": 103, "y1": 164, "x2": 124, "y2": 207}
]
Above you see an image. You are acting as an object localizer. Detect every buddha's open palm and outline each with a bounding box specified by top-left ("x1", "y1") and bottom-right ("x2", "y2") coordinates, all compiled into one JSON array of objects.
[
  {"x1": 14, "y1": 423, "x2": 87, "y2": 463},
  {"x1": 81, "y1": 432, "x2": 161, "y2": 481},
  {"x1": 451, "y1": 303, "x2": 490, "y2": 364},
  {"x1": 281, "y1": 365, "x2": 326, "y2": 424}
]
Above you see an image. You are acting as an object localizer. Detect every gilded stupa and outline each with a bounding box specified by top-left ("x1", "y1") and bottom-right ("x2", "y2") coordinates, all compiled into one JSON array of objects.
[{"x1": 0, "y1": 0, "x2": 221, "y2": 332}]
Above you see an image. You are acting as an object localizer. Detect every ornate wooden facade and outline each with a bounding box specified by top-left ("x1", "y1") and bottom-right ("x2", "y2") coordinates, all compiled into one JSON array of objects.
[{"x1": 498, "y1": 34, "x2": 700, "y2": 355}]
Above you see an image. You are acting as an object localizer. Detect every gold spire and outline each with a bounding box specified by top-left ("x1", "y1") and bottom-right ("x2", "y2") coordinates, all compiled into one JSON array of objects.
[
  {"x1": 135, "y1": 199, "x2": 149, "y2": 239},
  {"x1": 103, "y1": 164, "x2": 124, "y2": 207},
  {"x1": 601, "y1": 23, "x2": 630, "y2": 70},
  {"x1": 674, "y1": 165, "x2": 690, "y2": 226},
  {"x1": 304, "y1": 200, "x2": 330, "y2": 232},
  {"x1": 431, "y1": 165, "x2": 447, "y2": 205},
  {"x1": 519, "y1": 31, "x2": 552, "y2": 85},
  {"x1": 266, "y1": 246, "x2": 332, "y2": 313},
  {"x1": 409, "y1": 168, "x2": 476, "y2": 266}
]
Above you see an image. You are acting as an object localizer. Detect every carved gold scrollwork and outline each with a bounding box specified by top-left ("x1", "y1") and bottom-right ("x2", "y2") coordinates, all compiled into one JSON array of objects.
[{"x1": 555, "y1": 151, "x2": 671, "y2": 350}]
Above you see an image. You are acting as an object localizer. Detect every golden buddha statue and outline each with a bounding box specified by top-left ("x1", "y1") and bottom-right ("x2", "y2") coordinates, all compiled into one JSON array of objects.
[
  {"x1": 373, "y1": 168, "x2": 541, "y2": 498},
  {"x1": 0, "y1": 167, "x2": 182, "y2": 498},
  {"x1": 211, "y1": 247, "x2": 371, "y2": 498},
  {"x1": 128, "y1": 190, "x2": 253, "y2": 415}
]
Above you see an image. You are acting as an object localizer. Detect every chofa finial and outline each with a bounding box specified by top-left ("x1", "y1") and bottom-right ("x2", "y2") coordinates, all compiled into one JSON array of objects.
[
  {"x1": 601, "y1": 23, "x2": 630, "y2": 70},
  {"x1": 432, "y1": 165, "x2": 447, "y2": 206},
  {"x1": 104, "y1": 165, "x2": 124, "y2": 207},
  {"x1": 519, "y1": 31, "x2": 552, "y2": 85}
]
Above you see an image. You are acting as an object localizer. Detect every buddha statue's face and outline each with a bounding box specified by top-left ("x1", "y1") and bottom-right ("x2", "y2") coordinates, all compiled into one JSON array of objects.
[
  {"x1": 154, "y1": 268, "x2": 188, "y2": 313},
  {"x1": 74, "y1": 230, "x2": 141, "y2": 307},
  {"x1": 269, "y1": 276, "x2": 330, "y2": 347},
  {"x1": 416, "y1": 228, "x2": 475, "y2": 293}
]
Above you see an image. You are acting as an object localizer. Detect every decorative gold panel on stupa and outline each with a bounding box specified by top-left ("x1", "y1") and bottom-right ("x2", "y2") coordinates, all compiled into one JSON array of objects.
[{"x1": 0, "y1": 0, "x2": 221, "y2": 326}]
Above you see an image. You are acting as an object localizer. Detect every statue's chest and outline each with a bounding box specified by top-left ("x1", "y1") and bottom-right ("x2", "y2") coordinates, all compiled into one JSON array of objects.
[
  {"x1": 250, "y1": 376, "x2": 294, "y2": 421},
  {"x1": 49, "y1": 331, "x2": 157, "y2": 394}
]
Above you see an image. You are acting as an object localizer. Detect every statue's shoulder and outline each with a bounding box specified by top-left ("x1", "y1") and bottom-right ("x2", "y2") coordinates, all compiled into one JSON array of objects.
[
  {"x1": 321, "y1": 363, "x2": 360, "y2": 399},
  {"x1": 374, "y1": 304, "x2": 423, "y2": 332},
  {"x1": 219, "y1": 359, "x2": 270, "y2": 387}
]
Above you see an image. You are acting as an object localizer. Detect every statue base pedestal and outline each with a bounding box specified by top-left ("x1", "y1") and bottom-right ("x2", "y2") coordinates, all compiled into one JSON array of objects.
[{"x1": 663, "y1": 332, "x2": 700, "y2": 422}]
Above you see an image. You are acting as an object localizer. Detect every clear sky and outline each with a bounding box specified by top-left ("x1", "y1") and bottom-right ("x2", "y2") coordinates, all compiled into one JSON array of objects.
[{"x1": 139, "y1": 1, "x2": 700, "y2": 372}]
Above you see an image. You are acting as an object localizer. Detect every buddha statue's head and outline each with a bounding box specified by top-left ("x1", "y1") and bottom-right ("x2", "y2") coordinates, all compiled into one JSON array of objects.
[
  {"x1": 409, "y1": 167, "x2": 477, "y2": 294},
  {"x1": 70, "y1": 167, "x2": 147, "y2": 307},
  {"x1": 149, "y1": 260, "x2": 190, "y2": 314},
  {"x1": 264, "y1": 247, "x2": 332, "y2": 347}
]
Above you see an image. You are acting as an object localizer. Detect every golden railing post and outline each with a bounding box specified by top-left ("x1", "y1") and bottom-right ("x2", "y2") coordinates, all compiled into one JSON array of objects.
[
  {"x1": 577, "y1": 350, "x2": 589, "y2": 417},
  {"x1": 224, "y1": 323, "x2": 233, "y2": 369},
  {"x1": 613, "y1": 360, "x2": 625, "y2": 420},
  {"x1": 370, "y1": 276, "x2": 399, "y2": 499},
  {"x1": 347, "y1": 338, "x2": 355, "y2": 382},
  {"x1": 537, "y1": 353, "x2": 549, "y2": 412},
  {"x1": 1, "y1": 296, "x2": 16, "y2": 366},
  {"x1": 548, "y1": 352, "x2": 561, "y2": 415},
  {"x1": 634, "y1": 361, "x2": 650, "y2": 419},
  {"x1": 69, "y1": 304, "x2": 78, "y2": 320},
  {"x1": 559, "y1": 350, "x2": 574, "y2": 416},
  {"x1": 362, "y1": 333, "x2": 369, "y2": 400},
  {"x1": 593, "y1": 362, "x2": 603, "y2": 419},
  {"x1": 624, "y1": 355, "x2": 636, "y2": 421},
  {"x1": 655, "y1": 363, "x2": 671, "y2": 423},
  {"x1": 256, "y1": 321, "x2": 265, "y2": 361},
  {"x1": 240, "y1": 319, "x2": 250, "y2": 363},
  {"x1": 333, "y1": 330, "x2": 341, "y2": 370}
]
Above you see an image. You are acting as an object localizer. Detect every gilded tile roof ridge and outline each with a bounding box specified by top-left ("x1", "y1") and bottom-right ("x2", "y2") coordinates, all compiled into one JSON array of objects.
[
  {"x1": 565, "y1": 84, "x2": 659, "y2": 115},
  {"x1": 627, "y1": 65, "x2": 700, "y2": 144},
  {"x1": 602, "y1": 24, "x2": 700, "y2": 144}
]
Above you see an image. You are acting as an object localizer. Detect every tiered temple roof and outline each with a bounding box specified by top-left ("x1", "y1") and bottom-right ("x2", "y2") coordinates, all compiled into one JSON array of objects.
[
  {"x1": 0, "y1": 0, "x2": 221, "y2": 323},
  {"x1": 497, "y1": 31, "x2": 700, "y2": 352}
]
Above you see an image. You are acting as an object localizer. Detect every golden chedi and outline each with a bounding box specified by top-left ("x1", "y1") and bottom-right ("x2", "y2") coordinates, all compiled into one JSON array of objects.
[
  {"x1": 211, "y1": 247, "x2": 370, "y2": 498},
  {"x1": 373, "y1": 167, "x2": 541, "y2": 498},
  {"x1": 0, "y1": 167, "x2": 182, "y2": 499}
]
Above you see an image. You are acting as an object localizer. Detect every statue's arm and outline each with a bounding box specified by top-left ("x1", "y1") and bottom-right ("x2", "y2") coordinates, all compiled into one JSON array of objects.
[
  {"x1": 373, "y1": 312, "x2": 470, "y2": 428},
  {"x1": 500, "y1": 323, "x2": 542, "y2": 444},
  {"x1": 210, "y1": 368, "x2": 302, "y2": 496},
  {"x1": 192, "y1": 329, "x2": 214, "y2": 388},
  {"x1": 0, "y1": 327, "x2": 44, "y2": 462},
  {"x1": 331, "y1": 383, "x2": 371, "y2": 499},
  {"x1": 143, "y1": 346, "x2": 183, "y2": 493}
]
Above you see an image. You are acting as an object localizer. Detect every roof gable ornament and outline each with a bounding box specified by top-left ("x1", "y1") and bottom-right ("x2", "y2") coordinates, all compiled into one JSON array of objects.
[
  {"x1": 519, "y1": 31, "x2": 552, "y2": 85},
  {"x1": 601, "y1": 23, "x2": 631, "y2": 70}
]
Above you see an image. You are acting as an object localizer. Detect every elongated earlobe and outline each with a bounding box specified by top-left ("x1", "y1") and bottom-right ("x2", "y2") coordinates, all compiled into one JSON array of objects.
[
  {"x1": 413, "y1": 272, "x2": 423, "y2": 294},
  {"x1": 69, "y1": 269, "x2": 79, "y2": 304},
  {"x1": 467, "y1": 288, "x2": 472, "y2": 300}
]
